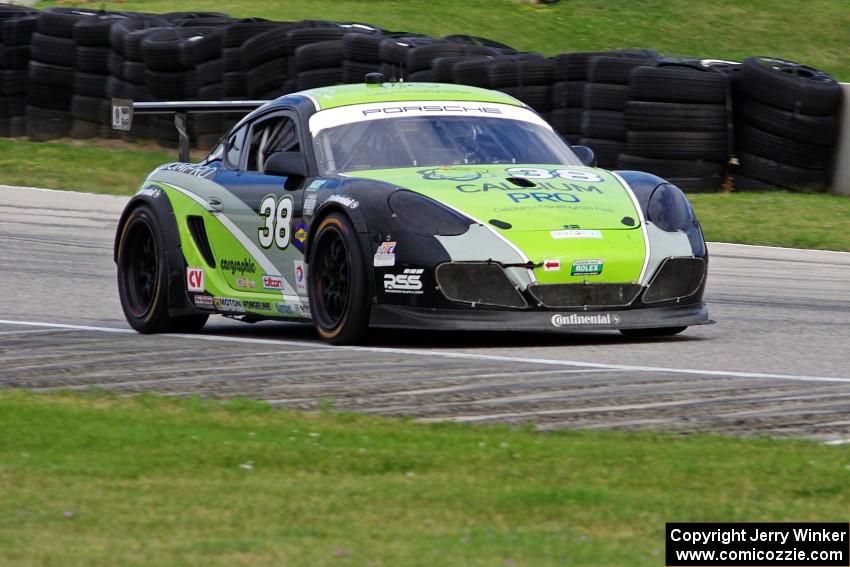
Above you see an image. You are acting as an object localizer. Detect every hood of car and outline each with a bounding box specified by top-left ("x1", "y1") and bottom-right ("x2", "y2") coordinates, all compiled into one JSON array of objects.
[
  {"x1": 347, "y1": 164, "x2": 641, "y2": 231},
  {"x1": 348, "y1": 164, "x2": 647, "y2": 284}
]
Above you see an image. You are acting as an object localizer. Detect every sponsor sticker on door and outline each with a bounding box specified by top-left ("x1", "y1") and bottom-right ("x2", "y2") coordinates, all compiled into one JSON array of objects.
[
  {"x1": 187, "y1": 267, "x2": 204, "y2": 292},
  {"x1": 193, "y1": 294, "x2": 214, "y2": 309},
  {"x1": 262, "y1": 274, "x2": 284, "y2": 290},
  {"x1": 213, "y1": 297, "x2": 245, "y2": 314},
  {"x1": 294, "y1": 260, "x2": 307, "y2": 293},
  {"x1": 374, "y1": 241, "x2": 396, "y2": 267}
]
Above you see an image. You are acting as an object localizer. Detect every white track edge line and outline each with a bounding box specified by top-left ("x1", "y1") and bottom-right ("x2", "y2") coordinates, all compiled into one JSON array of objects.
[{"x1": 1, "y1": 318, "x2": 849, "y2": 383}]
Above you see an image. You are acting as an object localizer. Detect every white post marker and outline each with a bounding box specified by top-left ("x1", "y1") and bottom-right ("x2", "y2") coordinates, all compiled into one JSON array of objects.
[{"x1": 830, "y1": 83, "x2": 850, "y2": 195}]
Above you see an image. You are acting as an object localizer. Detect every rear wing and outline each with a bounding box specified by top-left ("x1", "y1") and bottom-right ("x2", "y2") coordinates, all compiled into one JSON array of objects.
[{"x1": 111, "y1": 99, "x2": 269, "y2": 161}]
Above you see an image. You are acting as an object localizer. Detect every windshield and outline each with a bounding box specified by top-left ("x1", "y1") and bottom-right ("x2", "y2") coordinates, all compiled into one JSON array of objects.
[{"x1": 310, "y1": 103, "x2": 581, "y2": 175}]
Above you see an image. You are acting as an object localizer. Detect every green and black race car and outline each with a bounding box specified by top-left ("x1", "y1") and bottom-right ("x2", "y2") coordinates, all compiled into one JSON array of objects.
[{"x1": 113, "y1": 79, "x2": 710, "y2": 344}]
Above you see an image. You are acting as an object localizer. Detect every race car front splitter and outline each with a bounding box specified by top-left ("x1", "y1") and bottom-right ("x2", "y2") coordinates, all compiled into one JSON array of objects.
[{"x1": 369, "y1": 302, "x2": 711, "y2": 332}]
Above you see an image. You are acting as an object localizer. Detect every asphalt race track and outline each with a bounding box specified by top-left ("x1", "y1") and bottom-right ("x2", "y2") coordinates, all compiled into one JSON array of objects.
[{"x1": 2, "y1": 185, "x2": 849, "y2": 440}]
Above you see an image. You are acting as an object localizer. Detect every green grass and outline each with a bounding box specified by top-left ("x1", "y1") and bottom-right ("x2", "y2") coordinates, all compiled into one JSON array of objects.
[
  {"x1": 37, "y1": 0, "x2": 850, "y2": 80},
  {"x1": 0, "y1": 138, "x2": 176, "y2": 195},
  {"x1": 1, "y1": 391, "x2": 849, "y2": 566},
  {"x1": 690, "y1": 191, "x2": 850, "y2": 251}
]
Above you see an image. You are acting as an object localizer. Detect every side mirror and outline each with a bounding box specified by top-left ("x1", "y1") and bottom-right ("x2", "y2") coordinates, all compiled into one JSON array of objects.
[
  {"x1": 572, "y1": 145, "x2": 597, "y2": 167},
  {"x1": 264, "y1": 151, "x2": 308, "y2": 177}
]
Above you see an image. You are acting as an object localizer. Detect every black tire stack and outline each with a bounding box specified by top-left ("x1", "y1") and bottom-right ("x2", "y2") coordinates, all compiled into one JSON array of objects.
[
  {"x1": 241, "y1": 23, "x2": 298, "y2": 99},
  {"x1": 289, "y1": 25, "x2": 356, "y2": 91},
  {"x1": 489, "y1": 54, "x2": 554, "y2": 121},
  {"x1": 108, "y1": 16, "x2": 170, "y2": 140},
  {"x1": 378, "y1": 35, "x2": 436, "y2": 81},
  {"x1": 549, "y1": 52, "x2": 596, "y2": 144},
  {"x1": 0, "y1": 5, "x2": 38, "y2": 137},
  {"x1": 241, "y1": 21, "x2": 345, "y2": 97},
  {"x1": 293, "y1": 38, "x2": 346, "y2": 89},
  {"x1": 28, "y1": 7, "x2": 101, "y2": 141},
  {"x1": 410, "y1": 39, "x2": 507, "y2": 85},
  {"x1": 578, "y1": 52, "x2": 656, "y2": 167},
  {"x1": 451, "y1": 55, "x2": 495, "y2": 88},
  {"x1": 434, "y1": 38, "x2": 513, "y2": 88},
  {"x1": 141, "y1": 26, "x2": 223, "y2": 145},
  {"x1": 72, "y1": 12, "x2": 129, "y2": 139},
  {"x1": 405, "y1": 41, "x2": 468, "y2": 82},
  {"x1": 221, "y1": 19, "x2": 277, "y2": 100},
  {"x1": 619, "y1": 61, "x2": 731, "y2": 191},
  {"x1": 443, "y1": 33, "x2": 515, "y2": 54},
  {"x1": 732, "y1": 57, "x2": 842, "y2": 192},
  {"x1": 342, "y1": 32, "x2": 385, "y2": 83}
]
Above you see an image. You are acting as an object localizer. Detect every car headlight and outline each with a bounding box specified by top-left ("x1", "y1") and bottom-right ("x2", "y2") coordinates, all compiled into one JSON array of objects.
[
  {"x1": 646, "y1": 183, "x2": 697, "y2": 232},
  {"x1": 388, "y1": 191, "x2": 471, "y2": 236}
]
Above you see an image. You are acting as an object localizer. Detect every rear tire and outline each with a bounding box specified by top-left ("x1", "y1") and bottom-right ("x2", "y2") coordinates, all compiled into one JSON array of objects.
[
  {"x1": 620, "y1": 326, "x2": 687, "y2": 338},
  {"x1": 116, "y1": 206, "x2": 208, "y2": 333},
  {"x1": 307, "y1": 213, "x2": 369, "y2": 344}
]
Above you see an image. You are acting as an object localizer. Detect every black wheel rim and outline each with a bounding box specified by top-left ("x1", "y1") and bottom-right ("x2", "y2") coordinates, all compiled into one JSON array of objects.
[
  {"x1": 123, "y1": 221, "x2": 159, "y2": 317},
  {"x1": 313, "y1": 225, "x2": 350, "y2": 329}
]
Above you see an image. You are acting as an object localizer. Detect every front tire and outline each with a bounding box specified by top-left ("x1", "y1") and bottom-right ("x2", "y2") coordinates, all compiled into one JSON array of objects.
[
  {"x1": 307, "y1": 213, "x2": 369, "y2": 344},
  {"x1": 619, "y1": 326, "x2": 687, "y2": 338},
  {"x1": 116, "y1": 206, "x2": 208, "y2": 333}
]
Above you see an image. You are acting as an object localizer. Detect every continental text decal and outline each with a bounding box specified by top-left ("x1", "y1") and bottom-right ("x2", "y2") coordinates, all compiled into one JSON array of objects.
[{"x1": 551, "y1": 313, "x2": 620, "y2": 327}]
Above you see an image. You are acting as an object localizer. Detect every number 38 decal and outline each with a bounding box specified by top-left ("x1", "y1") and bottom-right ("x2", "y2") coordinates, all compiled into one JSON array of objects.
[
  {"x1": 505, "y1": 167, "x2": 604, "y2": 182},
  {"x1": 258, "y1": 195, "x2": 293, "y2": 249}
]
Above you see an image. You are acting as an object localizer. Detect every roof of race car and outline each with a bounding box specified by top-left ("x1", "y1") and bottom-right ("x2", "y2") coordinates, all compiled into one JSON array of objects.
[{"x1": 298, "y1": 82, "x2": 525, "y2": 110}]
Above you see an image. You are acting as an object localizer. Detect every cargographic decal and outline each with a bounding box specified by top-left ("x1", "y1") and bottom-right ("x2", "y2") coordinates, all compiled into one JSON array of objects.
[{"x1": 220, "y1": 258, "x2": 257, "y2": 275}]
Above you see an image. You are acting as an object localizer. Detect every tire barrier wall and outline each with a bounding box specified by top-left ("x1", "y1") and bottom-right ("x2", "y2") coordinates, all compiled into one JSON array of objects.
[{"x1": 0, "y1": 4, "x2": 845, "y2": 194}]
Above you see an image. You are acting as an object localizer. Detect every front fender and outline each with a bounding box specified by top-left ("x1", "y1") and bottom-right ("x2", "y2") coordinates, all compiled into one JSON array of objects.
[
  {"x1": 304, "y1": 178, "x2": 464, "y2": 308},
  {"x1": 114, "y1": 184, "x2": 197, "y2": 316},
  {"x1": 614, "y1": 170, "x2": 706, "y2": 259}
]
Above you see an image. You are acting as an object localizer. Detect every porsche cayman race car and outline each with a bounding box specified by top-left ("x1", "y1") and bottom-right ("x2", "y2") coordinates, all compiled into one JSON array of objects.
[{"x1": 113, "y1": 78, "x2": 710, "y2": 344}]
